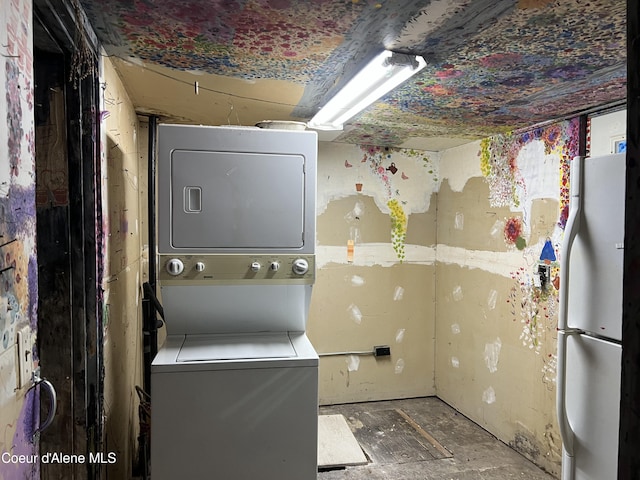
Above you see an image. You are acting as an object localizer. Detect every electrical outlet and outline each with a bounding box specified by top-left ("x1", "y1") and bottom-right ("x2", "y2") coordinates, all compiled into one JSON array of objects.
[
  {"x1": 17, "y1": 326, "x2": 33, "y2": 389},
  {"x1": 374, "y1": 345, "x2": 391, "y2": 357}
]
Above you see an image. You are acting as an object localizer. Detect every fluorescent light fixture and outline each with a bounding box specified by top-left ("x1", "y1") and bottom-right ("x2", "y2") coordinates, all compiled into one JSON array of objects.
[{"x1": 307, "y1": 50, "x2": 426, "y2": 131}]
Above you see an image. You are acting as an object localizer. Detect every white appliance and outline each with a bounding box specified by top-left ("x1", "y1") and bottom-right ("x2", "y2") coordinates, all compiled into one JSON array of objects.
[
  {"x1": 557, "y1": 153, "x2": 625, "y2": 479},
  {"x1": 151, "y1": 124, "x2": 319, "y2": 480}
]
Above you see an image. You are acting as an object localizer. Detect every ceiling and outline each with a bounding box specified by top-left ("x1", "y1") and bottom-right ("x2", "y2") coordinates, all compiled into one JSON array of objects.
[{"x1": 80, "y1": 0, "x2": 626, "y2": 150}]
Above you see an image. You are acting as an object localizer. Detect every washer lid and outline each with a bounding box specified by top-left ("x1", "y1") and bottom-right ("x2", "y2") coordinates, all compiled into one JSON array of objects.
[{"x1": 177, "y1": 333, "x2": 297, "y2": 362}]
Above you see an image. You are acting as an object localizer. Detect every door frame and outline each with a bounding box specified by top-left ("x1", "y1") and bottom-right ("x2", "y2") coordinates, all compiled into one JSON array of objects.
[{"x1": 34, "y1": 0, "x2": 104, "y2": 478}]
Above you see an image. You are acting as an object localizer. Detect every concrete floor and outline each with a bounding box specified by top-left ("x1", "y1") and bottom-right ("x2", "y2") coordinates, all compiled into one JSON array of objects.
[{"x1": 318, "y1": 397, "x2": 557, "y2": 480}]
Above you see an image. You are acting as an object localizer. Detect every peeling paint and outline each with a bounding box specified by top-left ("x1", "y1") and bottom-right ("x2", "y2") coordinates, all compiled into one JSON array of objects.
[
  {"x1": 349, "y1": 275, "x2": 365, "y2": 287},
  {"x1": 395, "y1": 328, "x2": 405, "y2": 343},
  {"x1": 317, "y1": 244, "x2": 435, "y2": 268},
  {"x1": 451, "y1": 356, "x2": 460, "y2": 368},
  {"x1": 451, "y1": 323, "x2": 460, "y2": 335},
  {"x1": 435, "y1": 244, "x2": 530, "y2": 278}
]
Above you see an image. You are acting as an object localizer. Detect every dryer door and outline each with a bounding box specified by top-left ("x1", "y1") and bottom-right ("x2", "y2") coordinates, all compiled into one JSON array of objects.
[{"x1": 170, "y1": 150, "x2": 305, "y2": 249}]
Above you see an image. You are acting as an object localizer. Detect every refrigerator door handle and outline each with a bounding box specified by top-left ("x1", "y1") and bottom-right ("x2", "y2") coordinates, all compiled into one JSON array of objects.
[
  {"x1": 556, "y1": 156, "x2": 584, "y2": 477},
  {"x1": 558, "y1": 156, "x2": 582, "y2": 331}
]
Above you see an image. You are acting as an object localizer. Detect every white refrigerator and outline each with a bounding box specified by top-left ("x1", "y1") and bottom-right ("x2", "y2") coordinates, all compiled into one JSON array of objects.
[{"x1": 557, "y1": 153, "x2": 625, "y2": 480}]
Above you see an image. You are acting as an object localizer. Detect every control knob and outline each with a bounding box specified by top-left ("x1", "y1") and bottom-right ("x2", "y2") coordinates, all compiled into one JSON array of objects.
[
  {"x1": 292, "y1": 258, "x2": 309, "y2": 276},
  {"x1": 270, "y1": 261, "x2": 280, "y2": 272},
  {"x1": 250, "y1": 261, "x2": 261, "y2": 272},
  {"x1": 195, "y1": 261, "x2": 206, "y2": 272},
  {"x1": 166, "y1": 258, "x2": 184, "y2": 276}
]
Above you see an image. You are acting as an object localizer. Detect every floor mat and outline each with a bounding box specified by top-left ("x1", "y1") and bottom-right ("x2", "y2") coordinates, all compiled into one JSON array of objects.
[{"x1": 318, "y1": 414, "x2": 368, "y2": 469}]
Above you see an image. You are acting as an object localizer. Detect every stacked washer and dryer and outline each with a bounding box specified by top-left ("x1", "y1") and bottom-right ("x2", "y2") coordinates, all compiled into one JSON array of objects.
[{"x1": 151, "y1": 124, "x2": 319, "y2": 479}]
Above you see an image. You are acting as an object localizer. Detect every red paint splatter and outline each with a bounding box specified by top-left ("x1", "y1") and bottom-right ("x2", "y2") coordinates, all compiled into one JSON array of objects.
[{"x1": 504, "y1": 217, "x2": 523, "y2": 244}]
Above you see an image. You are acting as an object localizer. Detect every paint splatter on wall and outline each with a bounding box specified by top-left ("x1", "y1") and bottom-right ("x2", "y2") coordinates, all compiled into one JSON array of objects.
[
  {"x1": 1, "y1": 0, "x2": 39, "y2": 477},
  {"x1": 480, "y1": 120, "x2": 575, "y2": 398},
  {"x1": 356, "y1": 145, "x2": 438, "y2": 261},
  {"x1": 480, "y1": 118, "x2": 579, "y2": 229}
]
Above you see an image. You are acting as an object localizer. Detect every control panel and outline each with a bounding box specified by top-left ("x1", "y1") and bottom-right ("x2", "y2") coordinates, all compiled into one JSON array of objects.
[{"x1": 158, "y1": 254, "x2": 315, "y2": 285}]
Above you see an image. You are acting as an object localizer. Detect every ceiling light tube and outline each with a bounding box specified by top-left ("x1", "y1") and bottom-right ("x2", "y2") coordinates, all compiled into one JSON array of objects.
[{"x1": 307, "y1": 50, "x2": 426, "y2": 131}]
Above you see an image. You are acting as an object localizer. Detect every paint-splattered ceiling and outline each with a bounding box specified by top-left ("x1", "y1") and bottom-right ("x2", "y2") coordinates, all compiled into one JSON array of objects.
[{"x1": 81, "y1": 0, "x2": 626, "y2": 150}]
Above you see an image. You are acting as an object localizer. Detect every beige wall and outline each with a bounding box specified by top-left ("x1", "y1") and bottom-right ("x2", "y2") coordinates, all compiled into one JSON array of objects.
[
  {"x1": 434, "y1": 127, "x2": 576, "y2": 477},
  {"x1": 309, "y1": 125, "x2": 574, "y2": 477},
  {"x1": 308, "y1": 142, "x2": 438, "y2": 404},
  {"x1": 101, "y1": 56, "x2": 147, "y2": 479}
]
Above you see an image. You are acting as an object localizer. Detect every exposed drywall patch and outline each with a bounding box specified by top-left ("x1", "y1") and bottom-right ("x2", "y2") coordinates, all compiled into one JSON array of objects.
[
  {"x1": 349, "y1": 275, "x2": 365, "y2": 287},
  {"x1": 317, "y1": 142, "x2": 437, "y2": 217},
  {"x1": 435, "y1": 244, "x2": 528, "y2": 278},
  {"x1": 394, "y1": 358, "x2": 405, "y2": 374},
  {"x1": 316, "y1": 244, "x2": 436, "y2": 268},
  {"x1": 439, "y1": 140, "x2": 482, "y2": 192},
  {"x1": 514, "y1": 141, "x2": 561, "y2": 232},
  {"x1": 347, "y1": 355, "x2": 360, "y2": 372},
  {"x1": 451, "y1": 357, "x2": 460, "y2": 368},
  {"x1": 484, "y1": 337, "x2": 502, "y2": 373},
  {"x1": 482, "y1": 386, "x2": 496, "y2": 404},
  {"x1": 348, "y1": 304, "x2": 362, "y2": 324},
  {"x1": 487, "y1": 289, "x2": 498, "y2": 310},
  {"x1": 451, "y1": 323, "x2": 461, "y2": 334},
  {"x1": 395, "y1": 328, "x2": 405, "y2": 343},
  {"x1": 393, "y1": 286, "x2": 405, "y2": 301},
  {"x1": 452, "y1": 285, "x2": 463, "y2": 301},
  {"x1": 454, "y1": 212, "x2": 464, "y2": 230}
]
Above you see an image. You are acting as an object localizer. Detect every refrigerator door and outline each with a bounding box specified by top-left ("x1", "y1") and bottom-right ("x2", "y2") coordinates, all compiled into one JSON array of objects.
[
  {"x1": 566, "y1": 153, "x2": 625, "y2": 340},
  {"x1": 565, "y1": 333, "x2": 621, "y2": 480}
]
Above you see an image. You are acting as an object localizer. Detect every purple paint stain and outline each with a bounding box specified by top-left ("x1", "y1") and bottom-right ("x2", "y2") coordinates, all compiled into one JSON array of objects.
[
  {"x1": 4, "y1": 185, "x2": 36, "y2": 240},
  {"x1": 28, "y1": 254, "x2": 38, "y2": 330},
  {"x1": 121, "y1": 216, "x2": 129, "y2": 235},
  {"x1": 0, "y1": 389, "x2": 40, "y2": 480}
]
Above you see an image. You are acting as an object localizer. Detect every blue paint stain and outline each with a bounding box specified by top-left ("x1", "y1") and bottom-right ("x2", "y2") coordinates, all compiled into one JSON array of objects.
[{"x1": 540, "y1": 239, "x2": 556, "y2": 263}]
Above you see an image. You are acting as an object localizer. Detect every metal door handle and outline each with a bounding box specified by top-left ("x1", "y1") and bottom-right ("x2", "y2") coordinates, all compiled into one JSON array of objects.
[{"x1": 30, "y1": 368, "x2": 58, "y2": 443}]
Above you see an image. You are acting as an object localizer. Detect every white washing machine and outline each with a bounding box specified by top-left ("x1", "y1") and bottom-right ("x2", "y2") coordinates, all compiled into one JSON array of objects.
[
  {"x1": 152, "y1": 330, "x2": 318, "y2": 479},
  {"x1": 151, "y1": 124, "x2": 318, "y2": 479}
]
